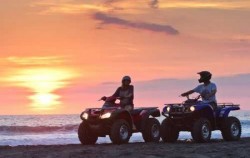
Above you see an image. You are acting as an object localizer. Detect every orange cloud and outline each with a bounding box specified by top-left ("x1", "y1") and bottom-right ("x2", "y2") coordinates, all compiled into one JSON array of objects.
[
  {"x1": 6, "y1": 56, "x2": 67, "y2": 66},
  {"x1": 31, "y1": 1, "x2": 110, "y2": 14},
  {"x1": 158, "y1": 0, "x2": 250, "y2": 10}
]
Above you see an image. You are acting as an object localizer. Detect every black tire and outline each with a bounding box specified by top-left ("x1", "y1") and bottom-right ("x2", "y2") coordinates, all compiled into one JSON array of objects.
[
  {"x1": 110, "y1": 119, "x2": 131, "y2": 144},
  {"x1": 191, "y1": 118, "x2": 211, "y2": 143},
  {"x1": 221, "y1": 116, "x2": 241, "y2": 141},
  {"x1": 142, "y1": 118, "x2": 161, "y2": 142},
  {"x1": 160, "y1": 118, "x2": 179, "y2": 143},
  {"x1": 78, "y1": 121, "x2": 98, "y2": 145}
]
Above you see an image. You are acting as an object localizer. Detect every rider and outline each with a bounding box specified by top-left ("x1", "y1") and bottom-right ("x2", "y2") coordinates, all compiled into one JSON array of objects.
[
  {"x1": 181, "y1": 71, "x2": 217, "y2": 110},
  {"x1": 101, "y1": 76, "x2": 134, "y2": 111}
]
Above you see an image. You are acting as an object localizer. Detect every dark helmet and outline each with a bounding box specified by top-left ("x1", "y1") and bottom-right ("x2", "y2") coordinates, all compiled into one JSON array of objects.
[
  {"x1": 197, "y1": 71, "x2": 212, "y2": 83},
  {"x1": 122, "y1": 76, "x2": 131, "y2": 84}
]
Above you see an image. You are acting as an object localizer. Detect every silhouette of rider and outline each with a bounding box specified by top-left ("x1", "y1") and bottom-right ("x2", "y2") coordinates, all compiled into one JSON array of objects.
[
  {"x1": 101, "y1": 76, "x2": 134, "y2": 111},
  {"x1": 181, "y1": 71, "x2": 217, "y2": 110}
]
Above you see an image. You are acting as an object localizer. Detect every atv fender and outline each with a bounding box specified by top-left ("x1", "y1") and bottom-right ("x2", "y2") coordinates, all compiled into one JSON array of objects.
[
  {"x1": 219, "y1": 106, "x2": 240, "y2": 118},
  {"x1": 140, "y1": 109, "x2": 160, "y2": 130},
  {"x1": 149, "y1": 109, "x2": 161, "y2": 117},
  {"x1": 195, "y1": 103, "x2": 214, "y2": 118},
  {"x1": 195, "y1": 102, "x2": 214, "y2": 111},
  {"x1": 111, "y1": 110, "x2": 133, "y2": 128}
]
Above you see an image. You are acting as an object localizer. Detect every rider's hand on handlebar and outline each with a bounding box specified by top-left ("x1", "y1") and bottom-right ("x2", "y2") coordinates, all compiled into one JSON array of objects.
[
  {"x1": 100, "y1": 96, "x2": 107, "y2": 101},
  {"x1": 181, "y1": 93, "x2": 187, "y2": 97}
]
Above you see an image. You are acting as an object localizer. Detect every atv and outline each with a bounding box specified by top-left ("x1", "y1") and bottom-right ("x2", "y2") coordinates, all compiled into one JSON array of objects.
[
  {"x1": 78, "y1": 96, "x2": 161, "y2": 145},
  {"x1": 161, "y1": 95, "x2": 241, "y2": 143}
]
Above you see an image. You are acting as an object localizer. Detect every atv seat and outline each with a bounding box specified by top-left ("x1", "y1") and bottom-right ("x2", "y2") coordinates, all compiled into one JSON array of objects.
[{"x1": 130, "y1": 109, "x2": 143, "y2": 116}]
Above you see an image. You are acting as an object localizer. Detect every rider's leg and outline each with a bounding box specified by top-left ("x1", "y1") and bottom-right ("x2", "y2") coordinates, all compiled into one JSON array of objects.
[
  {"x1": 210, "y1": 102, "x2": 218, "y2": 111},
  {"x1": 124, "y1": 105, "x2": 133, "y2": 112},
  {"x1": 102, "y1": 102, "x2": 115, "y2": 108},
  {"x1": 210, "y1": 102, "x2": 218, "y2": 128}
]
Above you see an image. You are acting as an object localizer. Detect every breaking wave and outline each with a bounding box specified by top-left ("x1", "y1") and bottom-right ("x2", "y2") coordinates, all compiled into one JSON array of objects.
[{"x1": 0, "y1": 124, "x2": 79, "y2": 134}]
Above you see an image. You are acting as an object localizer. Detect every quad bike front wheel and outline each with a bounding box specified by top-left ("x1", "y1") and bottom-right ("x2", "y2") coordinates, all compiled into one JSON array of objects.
[
  {"x1": 110, "y1": 119, "x2": 131, "y2": 144},
  {"x1": 191, "y1": 118, "x2": 211, "y2": 143},
  {"x1": 78, "y1": 121, "x2": 98, "y2": 145},
  {"x1": 142, "y1": 118, "x2": 161, "y2": 142},
  {"x1": 160, "y1": 118, "x2": 179, "y2": 143},
  {"x1": 221, "y1": 116, "x2": 241, "y2": 141}
]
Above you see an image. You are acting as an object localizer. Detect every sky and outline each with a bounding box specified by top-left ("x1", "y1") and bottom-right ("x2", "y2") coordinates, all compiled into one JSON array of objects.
[{"x1": 0, "y1": 0, "x2": 250, "y2": 115}]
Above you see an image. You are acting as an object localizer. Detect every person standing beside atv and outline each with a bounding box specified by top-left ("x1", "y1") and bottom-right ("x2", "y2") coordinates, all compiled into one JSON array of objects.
[
  {"x1": 181, "y1": 71, "x2": 217, "y2": 110},
  {"x1": 101, "y1": 76, "x2": 134, "y2": 111}
]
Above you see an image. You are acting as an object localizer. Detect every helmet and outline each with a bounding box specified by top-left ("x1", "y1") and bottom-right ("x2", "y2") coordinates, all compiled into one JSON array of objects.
[
  {"x1": 197, "y1": 71, "x2": 212, "y2": 83},
  {"x1": 122, "y1": 76, "x2": 131, "y2": 84}
]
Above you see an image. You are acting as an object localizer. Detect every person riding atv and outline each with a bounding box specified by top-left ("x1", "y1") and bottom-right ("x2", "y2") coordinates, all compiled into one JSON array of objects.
[
  {"x1": 181, "y1": 71, "x2": 217, "y2": 110},
  {"x1": 101, "y1": 76, "x2": 134, "y2": 111},
  {"x1": 78, "y1": 76, "x2": 161, "y2": 145}
]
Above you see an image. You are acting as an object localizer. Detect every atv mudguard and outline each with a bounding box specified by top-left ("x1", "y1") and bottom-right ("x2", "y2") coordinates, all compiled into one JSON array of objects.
[
  {"x1": 110, "y1": 109, "x2": 133, "y2": 128},
  {"x1": 149, "y1": 108, "x2": 161, "y2": 117},
  {"x1": 194, "y1": 102, "x2": 215, "y2": 119},
  {"x1": 217, "y1": 106, "x2": 240, "y2": 118}
]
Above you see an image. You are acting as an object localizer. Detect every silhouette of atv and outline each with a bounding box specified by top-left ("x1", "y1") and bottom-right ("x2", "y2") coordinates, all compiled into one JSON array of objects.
[
  {"x1": 78, "y1": 97, "x2": 161, "y2": 145},
  {"x1": 161, "y1": 95, "x2": 241, "y2": 143}
]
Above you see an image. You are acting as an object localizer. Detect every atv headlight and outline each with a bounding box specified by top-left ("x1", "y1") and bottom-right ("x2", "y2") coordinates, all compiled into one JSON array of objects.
[
  {"x1": 81, "y1": 113, "x2": 89, "y2": 120},
  {"x1": 101, "y1": 112, "x2": 111, "y2": 119},
  {"x1": 190, "y1": 106, "x2": 195, "y2": 112},
  {"x1": 167, "y1": 106, "x2": 171, "y2": 112}
]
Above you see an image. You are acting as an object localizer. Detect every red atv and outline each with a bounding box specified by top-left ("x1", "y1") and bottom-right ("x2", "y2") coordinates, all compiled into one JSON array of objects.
[{"x1": 78, "y1": 96, "x2": 161, "y2": 145}]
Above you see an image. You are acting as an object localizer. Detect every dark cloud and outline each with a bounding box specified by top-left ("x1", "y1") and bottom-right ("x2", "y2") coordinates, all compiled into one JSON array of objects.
[
  {"x1": 93, "y1": 12, "x2": 179, "y2": 35},
  {"x1": 148, "y1": 0, "x2": 159, "y2": 9}
]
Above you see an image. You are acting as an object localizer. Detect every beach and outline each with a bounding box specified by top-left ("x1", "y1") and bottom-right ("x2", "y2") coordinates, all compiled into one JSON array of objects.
[
  {"x1": 1, "y1": 138, "x2": 250, "y2": 158},
  {"x1": 1, "y1": 113, "x2": 249, "y2": 158}
]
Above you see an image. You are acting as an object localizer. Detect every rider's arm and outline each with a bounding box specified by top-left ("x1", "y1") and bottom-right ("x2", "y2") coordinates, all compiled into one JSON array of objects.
[
  {"x1": 181, "y1": 90, "x2": 195, "y2": 97},
  {"x1": 182, "y1": 85, "x2": 202, "y2": 97},
  {"x1": 112, "y1": 87, "x2": 121, "y2": 97}
]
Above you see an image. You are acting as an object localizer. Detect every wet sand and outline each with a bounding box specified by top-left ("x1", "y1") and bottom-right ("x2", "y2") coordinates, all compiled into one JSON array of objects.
[{"x1": 1, "y1": 138, "x2": 250, "y2": 158}]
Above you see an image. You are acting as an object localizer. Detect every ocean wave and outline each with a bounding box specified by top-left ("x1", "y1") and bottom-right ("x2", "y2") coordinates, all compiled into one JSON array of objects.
[{"x1": 0, "y1": 124, "x2": 79, "y2": 134}]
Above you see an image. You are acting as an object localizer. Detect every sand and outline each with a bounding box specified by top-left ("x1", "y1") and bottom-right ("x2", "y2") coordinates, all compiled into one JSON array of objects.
[{"x1": 1, "y1": 138, "x2": 250, "y2": 158}]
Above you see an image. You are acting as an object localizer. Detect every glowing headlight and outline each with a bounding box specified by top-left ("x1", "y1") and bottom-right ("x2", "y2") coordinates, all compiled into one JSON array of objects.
[
  {"x1": 82, "y1": 113, "x2": 89, "y2": 120},
  {"x1": 101, "y1": 112, "x2": 111, "y2": 119},
  {"x1": 167, "y1": 106, "x2": 171, "y2": 112},
  {"x1": 190, "y1": 106, "x2": 195, "y2": 112}
]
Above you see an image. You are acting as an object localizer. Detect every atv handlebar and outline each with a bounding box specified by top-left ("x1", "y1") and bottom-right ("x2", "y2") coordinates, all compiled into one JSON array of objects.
[
  {"x1": 99, "y1": 96, "x2": 121, "y2": 101},
  {"x1": 180, "y1": 95, "x2": 201, "y2": 101}
]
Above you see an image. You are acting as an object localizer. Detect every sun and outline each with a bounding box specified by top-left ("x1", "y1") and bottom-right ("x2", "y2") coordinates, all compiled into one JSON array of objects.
[
  {"x1": 36, "y1": 94, "x2": 56, "y2": 105},
  {"x1": 29, "y1": 93, "x2": 60, "y2": 110},
  {"x1": 7, "y1": 67, "x2": 78, "y2": 110}
]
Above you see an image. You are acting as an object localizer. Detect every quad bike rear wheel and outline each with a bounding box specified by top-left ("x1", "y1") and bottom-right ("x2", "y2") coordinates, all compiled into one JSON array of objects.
[
  {"x1": 221, "y1": 116, "x2": 241, "y2": 141},
  {"x1": 191, "y1": 118, "x2": 211, "y2": 143},
  {"x1": 110, "y1": 119, "x2": 131, "y2": 144},
  {"x1": 78, "y1": 121, "x2": 98, "y2": 145},
  {"x1": 160, "y1": 118, "x2": 179, "y2": 143},
  {"x1": 142, "y1": 118, "x2": 161, "y2": 142}
]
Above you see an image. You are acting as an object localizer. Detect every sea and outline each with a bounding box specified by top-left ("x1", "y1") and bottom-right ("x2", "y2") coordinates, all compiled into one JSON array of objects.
[{"x1": 0, "y1": 111, "x2": 249, "y2": 146}]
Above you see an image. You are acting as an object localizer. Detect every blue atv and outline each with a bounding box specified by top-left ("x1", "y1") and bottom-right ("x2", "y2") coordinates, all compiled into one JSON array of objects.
[{"x1": 160, "y1": 95, "x2": 241, "y2": 143}]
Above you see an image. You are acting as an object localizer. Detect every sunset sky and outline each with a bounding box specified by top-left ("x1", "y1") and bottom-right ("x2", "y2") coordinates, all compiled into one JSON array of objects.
[{"x1": 1, "y1": 0, "x2": 250, "y2": 115}]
